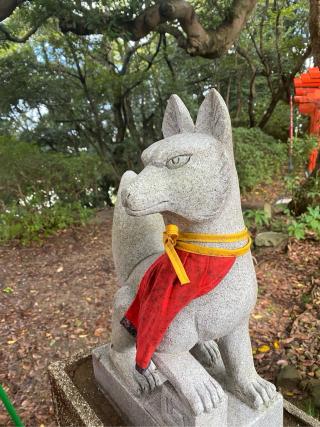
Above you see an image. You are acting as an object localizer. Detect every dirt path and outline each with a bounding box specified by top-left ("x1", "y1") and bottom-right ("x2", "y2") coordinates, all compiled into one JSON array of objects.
[
  {"x1": 0, "y1": 210, "x2": 116, "y2": 426},
  {"x1": 1, "y1": 208, "x2": 319, "y2": 426}
]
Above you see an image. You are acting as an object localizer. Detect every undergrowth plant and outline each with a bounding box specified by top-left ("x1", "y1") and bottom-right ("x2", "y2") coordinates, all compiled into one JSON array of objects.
[
  {"x1": 287, "y1": 206, "x2": 320, "y2": 240},
  {"x1": 244, "y1": 206, "x2": 320, "y2": 241},
  {"x1": 0, "y1": 199, "x2": 92, "y2": 245},
  {"x1": 244, "y1": 209, "x2": 271, "y2": 230},
  {"x1": 0, "y1": 136, "x2": 110, "y2": 244}
]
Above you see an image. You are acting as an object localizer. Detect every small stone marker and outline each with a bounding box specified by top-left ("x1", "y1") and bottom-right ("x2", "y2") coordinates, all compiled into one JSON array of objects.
[{"x1": 255, "y1": 231, "x2": 288, "y2": 248}]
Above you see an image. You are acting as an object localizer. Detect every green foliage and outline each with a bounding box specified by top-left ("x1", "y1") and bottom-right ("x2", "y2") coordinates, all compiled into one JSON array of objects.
[
  {"x1": 233, "y1": 128, "x2": 287, "y2": 191},
  {"x1": 305, "y1": 175, "x2": 320, "y2": 203},
  {"x1": 0, "y1": 135, "x2": 111, "y2": 206},
  {"x1": 290, "y1": 136, "x2": 318, "y2": 172},
  {"x1": 284, "y1": 137, "x2": 319, "y2": 215},
  {"x1": 287, "y1": 219, "x2": 306, "y2": 240},
  {"x1": 244, "y1": 204, "x2": 320, "y2": 240},
  {"x1": 301, "y1": 398, "x2": 320, "y2": 419},
  {"x1": 0, "y1": 135, "x2": 111, "y2": 244},
  {"x1": 0, "y1": 0, "x2": 310, "y2": 175},
  {"x1": 0, "y1": 199, "x2": 92, "y2": 245},
  {"x1": 287, "y1": 207, "x2": 320, "y2": 240},
  {"x1": 302, "y1": 206, "x2": 320, "y2": 233},
  {"x1": 264, "y1": 102, "x2": 290, "y2": 142},
  {"x1": 0, "y1": 0, "x2": 312, "y2": 244},
  {"x1": 301, "y1": 292, "x2": 312, "y2": 305},
  {"x1": 244, "y1": 209, "x2": 271, "y2": 230},
  {"x1": 244, "y1": 205, "x2": 320, "y2": 241}
]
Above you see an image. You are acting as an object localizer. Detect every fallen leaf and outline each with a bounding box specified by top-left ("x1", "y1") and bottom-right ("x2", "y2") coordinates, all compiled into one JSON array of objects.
[
  {"x1": 258, "y1": 345, "x2": 270, "y2": 353},
  {"x1": 252, "y1": 314, "x2": 263, "y2": 320},
  {"x1": 94, "y1": 327, "x2": 105, "y2": 337},
  {"x1": 276, "y1": 359, "x2": 288, "y2": 366},
  {"x1": 284, "y1": 391, "x2": 294, "y2": 397}
]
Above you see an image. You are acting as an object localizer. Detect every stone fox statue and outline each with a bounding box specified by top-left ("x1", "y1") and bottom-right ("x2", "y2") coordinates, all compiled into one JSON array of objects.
[{"x1": 110, "y1": 89, "x2": 277, "y2": 416}]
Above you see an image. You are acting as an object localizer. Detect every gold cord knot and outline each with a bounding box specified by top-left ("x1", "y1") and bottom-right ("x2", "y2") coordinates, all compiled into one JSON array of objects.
[{"x1": 163, "y1": 224, "x2": 179, "y2": 247}]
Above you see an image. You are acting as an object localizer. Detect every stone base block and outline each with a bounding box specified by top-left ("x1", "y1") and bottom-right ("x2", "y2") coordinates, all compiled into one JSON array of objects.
[{"x1": 92, "y1": 344, "x2": 283, "y2": 427}]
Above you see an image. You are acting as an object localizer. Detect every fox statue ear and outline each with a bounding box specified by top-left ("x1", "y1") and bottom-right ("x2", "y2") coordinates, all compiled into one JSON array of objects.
[
  {"x1": 195, "y1": 89, "x2": 233, "y2": 157},
  {"x1": 162, "y1": 94, "x2": 194, "y2": 138}
]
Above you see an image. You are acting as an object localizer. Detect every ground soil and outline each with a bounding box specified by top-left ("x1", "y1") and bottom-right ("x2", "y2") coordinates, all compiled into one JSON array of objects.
[{"x1": 0, "y1": 207, "x2": 319, "y2": 426}]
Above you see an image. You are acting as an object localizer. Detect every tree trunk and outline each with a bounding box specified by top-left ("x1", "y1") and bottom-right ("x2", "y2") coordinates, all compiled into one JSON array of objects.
[
  {"x1": 258, "y1": 90, "x2": 282, "y2": 129},
  {"x1": 225, "y1": 77, "x2": 231, "y2": 109},
  {"x1": 248, "y1": 70, "x2": 256, "y2": 127},
  {"x1": 0, "y1": 0, "x2": 21, "y2": 22},
  {"x1": 235, "y1": 75, "x2": 243, "y2": 121},
  {"x1": 113, "y1": 102, "x2": 126, "y2": 144},
  {"x1": 310, "y1": 0, "x2": 320, "y2": 67},
  {"x1": 123, "y1": 96, "x2": 142, "y2": 150}
]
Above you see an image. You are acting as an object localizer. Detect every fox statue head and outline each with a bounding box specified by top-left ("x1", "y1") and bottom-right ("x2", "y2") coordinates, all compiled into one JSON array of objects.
[{"x1": 122, "y1": 89, "x2": 239, "y2": 224}]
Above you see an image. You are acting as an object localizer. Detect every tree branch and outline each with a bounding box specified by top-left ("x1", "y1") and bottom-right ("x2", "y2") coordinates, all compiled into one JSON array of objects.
[
  {"x1": 310, "y1": 0, "x2": 320, "y2": 67},
  {"x1": 0, "y1": 23, "x2": 38, "y2": 42},
  {"x1": 158, "y1": 23, "x2": 187, "y2": 49},
  {"x1": 123, "y1": 34, "x2": 162, "y2": 97},
  {"x1": 2, "y1": 0, "x2": 257, "y2": 60},
  {"x1": 236, "y1": 46, "x2": 256, "y2": 126},
  {"x1": 128, "y1": 0, "x2": 257, "y2": 58},
  {"x1": 58, "y1": 0, "x2": 256, "y2": 59}
]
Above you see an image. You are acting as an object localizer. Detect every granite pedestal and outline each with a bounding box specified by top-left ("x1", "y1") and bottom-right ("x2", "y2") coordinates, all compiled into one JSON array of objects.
[{"x1": 93, "y1": 344, "x2": 283, "y2": 427}]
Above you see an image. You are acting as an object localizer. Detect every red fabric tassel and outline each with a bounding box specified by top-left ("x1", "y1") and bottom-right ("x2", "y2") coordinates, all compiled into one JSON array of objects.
[{"x1": 121, "y1": 250, "x2": 236, "y2": 373}]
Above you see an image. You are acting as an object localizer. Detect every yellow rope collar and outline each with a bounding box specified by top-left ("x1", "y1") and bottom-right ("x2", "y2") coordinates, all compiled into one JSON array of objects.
[{"x1": 163, "y1": 224, "x2": 251, "y2": 285}]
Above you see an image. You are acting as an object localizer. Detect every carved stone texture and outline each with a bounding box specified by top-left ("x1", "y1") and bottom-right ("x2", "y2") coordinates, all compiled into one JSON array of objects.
[
  {"x1": 94, "y1": 89, "x2": 284, "y2": 426},
  {"x1": 93, "y1": 344, "x2": 283, "y2": 427}
]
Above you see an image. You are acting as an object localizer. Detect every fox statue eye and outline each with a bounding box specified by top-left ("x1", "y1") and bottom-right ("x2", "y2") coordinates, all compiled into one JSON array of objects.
[{"x1": 166, "y1": 155, "x2": 191, "y2": 169}]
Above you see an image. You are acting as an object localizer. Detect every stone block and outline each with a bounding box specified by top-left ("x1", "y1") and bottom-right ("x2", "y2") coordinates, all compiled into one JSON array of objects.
[
  {"x1": 93, "y1": 344, "x2": 283, "y2": 427},
  {"x1": 48, "y1": 349, "x2": 320, "y2": 427}
]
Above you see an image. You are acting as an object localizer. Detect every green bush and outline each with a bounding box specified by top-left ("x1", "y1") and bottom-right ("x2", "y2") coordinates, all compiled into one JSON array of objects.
[
  {"x1": 243, "y1": 209, "x2": 270, "y2": 230},
  {"x1": 0, "y1": 199, "x2": 92, "y2": 245},
  {"x1": 0, "y1": 136, "x2": 112, "y2": 244},
  {"x1": 0, "y1": 135, "x2": 112, "y2": 206},
  {"x1": 233, "y1": 127, "x2": 287, "y2": 191},
  {"x1": 287, "y1": 206, "x2": 320, "y2": 240},
  {"x1": 290, "y1": 135, "x2": 318, "y2": 172},
  {"x1": 264, "y1": 102, "x2": 290, "y2": 142},
  {"x1": 243, "y1": 206, "x2": 320, "y2": 241}
]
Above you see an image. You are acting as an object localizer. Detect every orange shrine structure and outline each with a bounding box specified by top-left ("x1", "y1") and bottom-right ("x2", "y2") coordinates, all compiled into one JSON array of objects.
[{"x1": 294, "y1": 67, "x2": 320, "y2": 174}]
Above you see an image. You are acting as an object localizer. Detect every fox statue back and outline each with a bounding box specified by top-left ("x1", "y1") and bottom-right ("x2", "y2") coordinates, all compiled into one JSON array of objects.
[{"x1": 93, "y1": 89, "x2": 283, "y2": 427}]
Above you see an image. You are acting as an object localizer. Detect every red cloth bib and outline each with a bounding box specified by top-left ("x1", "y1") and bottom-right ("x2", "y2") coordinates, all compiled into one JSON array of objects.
[{"x1": 121, "y1": 250, "x2": 236, "y2": 373}]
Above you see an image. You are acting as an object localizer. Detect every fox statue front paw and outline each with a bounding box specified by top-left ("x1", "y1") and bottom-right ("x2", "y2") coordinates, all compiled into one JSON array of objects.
[
  {"x1": 229, "y1": 376, "x2": 277, "y2": 409},
  {"x1": 133, "y1": 361, "x2": 162, "y2": 394}
]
